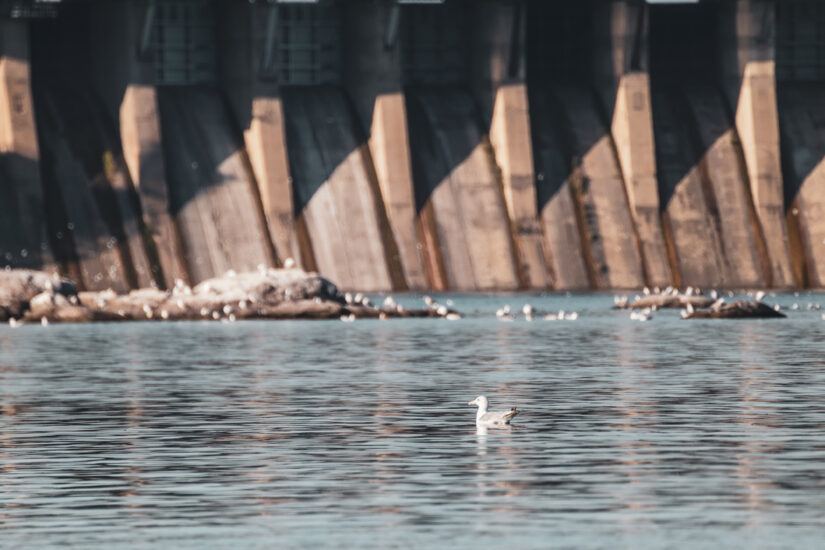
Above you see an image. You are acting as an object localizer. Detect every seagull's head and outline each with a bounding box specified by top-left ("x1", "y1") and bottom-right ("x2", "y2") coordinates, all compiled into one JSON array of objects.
[{"x1": 468, "y1": 396, "x2": 488, "y2": 408}]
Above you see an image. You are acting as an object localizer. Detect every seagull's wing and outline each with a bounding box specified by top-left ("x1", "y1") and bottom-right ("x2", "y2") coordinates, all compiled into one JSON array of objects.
[{"x1": 480, "y1": 408, "x2": 518, "y2": 425}]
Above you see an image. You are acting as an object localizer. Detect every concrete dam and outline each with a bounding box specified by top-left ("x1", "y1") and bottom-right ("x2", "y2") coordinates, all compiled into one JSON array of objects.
[{"x1": 0, "y1": 0, "x2": 823, "y2": 292}]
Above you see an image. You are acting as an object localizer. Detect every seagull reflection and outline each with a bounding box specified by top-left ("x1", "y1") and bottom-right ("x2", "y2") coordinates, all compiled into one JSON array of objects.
[{"x1": 476, "y1": 425, "x2": 488, "y2": 455}]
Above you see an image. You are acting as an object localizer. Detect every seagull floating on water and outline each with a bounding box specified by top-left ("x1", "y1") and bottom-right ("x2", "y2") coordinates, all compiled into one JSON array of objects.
[{"x1": 468, "y1": 396, "x2": 518, "y2": 427}]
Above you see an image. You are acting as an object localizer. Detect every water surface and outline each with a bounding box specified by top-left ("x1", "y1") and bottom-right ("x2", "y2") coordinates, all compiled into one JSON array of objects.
[{"x1": 2, "y1": 293, "x2": 825, "y2": 549}]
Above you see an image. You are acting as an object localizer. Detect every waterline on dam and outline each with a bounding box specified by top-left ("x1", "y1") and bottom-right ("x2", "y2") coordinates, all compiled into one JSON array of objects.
[{"x1": 2, "y1": 293, "x2": 824, "y2": 549}]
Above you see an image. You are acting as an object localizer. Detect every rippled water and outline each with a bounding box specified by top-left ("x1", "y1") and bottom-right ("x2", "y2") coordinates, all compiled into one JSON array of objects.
[{"x1": 2, "y1": 293, "x2": 825, "y2": 549}]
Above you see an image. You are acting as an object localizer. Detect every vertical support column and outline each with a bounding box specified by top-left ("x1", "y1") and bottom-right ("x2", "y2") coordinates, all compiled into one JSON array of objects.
[
  {"x1": 0, "y1": 19, "x2": 54, "y2": 272},
  {"x1": 597, "y1": 1, "x2": 672, "y2": 288},
  {"x1": 103, "y1": 2, "x2": 188, "y2": 288},
  {"x1": 343, "y1": 1, "x2": 427, "y2": 290},
  {"x1": 472, "y1": 1, "x2": 551, "y2": 289},
  {"x1": 120, "y1": 84, "x2": 187, "y2": 287},
  {"x1": 723, "y1": 0, "x2": 794, "y2": 287},
  {"x1": 245, "y1": 95, "x2": 299, "y2": 267},
  {"x1": 219, "y1": 3, "x2": 300, "y2": 268}
]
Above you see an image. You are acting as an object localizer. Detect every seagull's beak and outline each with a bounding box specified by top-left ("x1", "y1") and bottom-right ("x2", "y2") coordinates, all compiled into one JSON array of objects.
[{"x1": 467, "y1": 399, "x2": 476, "y2": 406}]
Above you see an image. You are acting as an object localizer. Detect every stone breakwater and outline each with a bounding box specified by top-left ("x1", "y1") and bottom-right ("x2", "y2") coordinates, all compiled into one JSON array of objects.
[{"x1": 0, "y1": 269, "x2": 451, "y2": 324}]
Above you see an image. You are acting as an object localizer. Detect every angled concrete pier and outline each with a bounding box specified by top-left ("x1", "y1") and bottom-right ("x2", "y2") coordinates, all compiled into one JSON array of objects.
[{"x1": 403, "y1": 3, "x2": 519, "y2": 291}]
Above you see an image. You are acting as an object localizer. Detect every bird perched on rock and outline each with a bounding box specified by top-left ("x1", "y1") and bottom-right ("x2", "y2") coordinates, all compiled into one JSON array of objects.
[{"x1": 468, "y1": 396, "x2": 518, "y2": 427}]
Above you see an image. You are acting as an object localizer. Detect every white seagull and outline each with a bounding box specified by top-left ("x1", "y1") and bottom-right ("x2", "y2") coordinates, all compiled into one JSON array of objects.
[{"x1": 468, "y1": 396, "x2": 518, "y2": 427}]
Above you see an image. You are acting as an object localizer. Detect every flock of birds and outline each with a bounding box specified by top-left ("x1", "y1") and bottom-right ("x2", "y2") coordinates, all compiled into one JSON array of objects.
[
  {"x1": 9, "y1": 277, "x2": 825, "y2": 328},
  {"x1": 495, "y1": 303, "x2": 578, "y2": 322},
  {"x1": 615, "y1": 285, "x2": 824, "y2": 323}
]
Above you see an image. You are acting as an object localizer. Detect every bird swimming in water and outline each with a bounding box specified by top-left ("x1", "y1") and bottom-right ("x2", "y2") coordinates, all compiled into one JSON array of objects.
[{"x1": 468, "y1": 396, "x2": 518, "y2": 427}]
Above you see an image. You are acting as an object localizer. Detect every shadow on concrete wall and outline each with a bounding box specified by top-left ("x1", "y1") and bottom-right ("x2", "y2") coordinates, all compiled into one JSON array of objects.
[
  {"x1": 649, "y1": 3, "x2": 722, "y2": 210},
  {"x1": 156, "y1": 85, "x2": 276, "y2": 283},
  {"x1": 280, "y1": 84, "x2": 400, "y2": 291},
  {"x1": 405, "y1": 87, "x2": 488, "y2": 214},
  {"x1": 398, "y1": 2, "x2": 521, "y2": 290},
  {"x1": 649, "y1": 2, "x2": 769, "y2": 288},
  {"x1": 282, "y1": 86, "x2": 366, "y2": 215},
  {"x1": 526, "y1": 0, "x2": 644, "y2": 289},
  {"x1": 156, "y1": 86, "x2": 251, "y2": 217},
  {"x1": 30, "y1": 9, "x2": 150, "y2": 291},
  {"x1": 0, "y1": 152, "x2": 52, "y2": 270},
  {"x1": 400, "y1": 2, "x2": 478, "y2": 214},
  {"x1": 777, "y1": 84, "x2": 825, "y2": 286}
]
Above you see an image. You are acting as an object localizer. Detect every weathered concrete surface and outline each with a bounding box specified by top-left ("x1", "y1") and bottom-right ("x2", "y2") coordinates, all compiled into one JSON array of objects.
[
  {"x1": 367, "y1": 93, "x2": 424, "y2": 289},
  {"x1": 777, "y1": 85, "x2": 825, "y2": 288},
  {"x1": 0, "y1": 20, "x2": 54, "y2": 273},
  {"x1": 29, "y1": 9, "x2": 159, "y2": 293},
  {"x1": 216, "y1": 3, "x2": 301, "y2": 268},
  {"x1": 721, "y1": 0, "x2": 794, "y2": 287},
  {"x1": 529, "y1": 89, "x2": 589, "y2": 290},
  {"x1": 282, "y1": 86, "x2": 394, "y2": 292},
  {"x1": 120, "y1": 85, "x2": 188, "y2": 289},
  {"x1": 406, "y1": 89, "x2": 520, "y2": 291},
  {"x1": 34, "y1": 86, "x2": 132, "y2": 293},
  {"x1": 342, "y1": 1, "x2": 427, "y2": 290},
  {"x1": 489, "y1": 84, "x2": 551, "y2": 289},
  {"x1": 594, "y1": 2, "x2": 672, "y2": 288},
  {"x1": 86, "y1": 3, "x2": 187, "y2": 289},
  {"x1": 612, "y1": 74, "x2": 672, "y2": 288},
  {"x1": 157, "y1": 87, "x2": 275, "y2": 284},
  {"x1": 472, "y1": 2, "x2": 551, "y2": 289},
  {"x1": 244, "y1": 97, "x2": 300, "y2": 266},
  {"x1": 683, "y1": 86, "x2": 766, "y2": 288},
  {"x1": 652, "y1": 88, "x2": 729, "y2": 288},
  {"x1": 684, "y1": 300, "x2": 785, "y2": 319},
  {"x1": 554, "y1": 86, "x2": 645, "y2": 289},
  {"x1": 735, "y1": 63, "x2": 794, "y2": 287}
]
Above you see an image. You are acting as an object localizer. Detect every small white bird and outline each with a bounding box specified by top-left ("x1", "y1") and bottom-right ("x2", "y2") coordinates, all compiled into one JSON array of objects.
[
  {"x1": 468, "y1": 396, "x2": 518, "y2": 427},
  {"x1": 755, "y1": 290, "x2": 766, "y2": 302}
]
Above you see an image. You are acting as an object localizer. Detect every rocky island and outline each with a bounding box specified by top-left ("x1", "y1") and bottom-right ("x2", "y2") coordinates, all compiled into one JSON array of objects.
[{"x1": 0, "y1": 269, "x2": 453, "y2": 325}]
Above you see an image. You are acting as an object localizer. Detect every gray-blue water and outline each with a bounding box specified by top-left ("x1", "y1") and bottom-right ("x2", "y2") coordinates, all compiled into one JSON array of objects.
[{"x1": 2, "y1": 293, "x2": 825, "y2": 549}]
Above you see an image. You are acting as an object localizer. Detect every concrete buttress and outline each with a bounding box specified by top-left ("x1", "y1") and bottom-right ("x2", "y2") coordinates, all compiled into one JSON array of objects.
[{"x1": 0, "y1": 19, "x2": 55, "y2": 273}]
